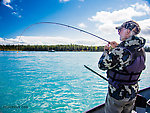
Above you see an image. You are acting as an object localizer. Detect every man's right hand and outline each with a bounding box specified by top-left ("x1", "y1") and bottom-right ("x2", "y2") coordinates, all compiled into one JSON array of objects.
[{"x1": 110, "y1": 41, "x2": 118, "y2": 48}]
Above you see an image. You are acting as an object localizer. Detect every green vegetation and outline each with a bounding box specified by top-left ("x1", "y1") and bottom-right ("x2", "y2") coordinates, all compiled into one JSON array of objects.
[
  {"x1": 1, "y1": 44, "x2": 150, "y2": 52},
  {"x1": 0, "y1": 44, "x2": 104, "y2": 52}
]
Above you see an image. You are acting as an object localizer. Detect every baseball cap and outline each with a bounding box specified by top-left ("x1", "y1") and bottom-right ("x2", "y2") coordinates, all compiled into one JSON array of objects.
[{"x1": 116, "y1": 20, "x2": 141, "y2": 35}]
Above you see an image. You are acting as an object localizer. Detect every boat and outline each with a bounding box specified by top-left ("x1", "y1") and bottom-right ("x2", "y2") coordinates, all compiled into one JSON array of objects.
[
  {"x1": 84, "y1": 87, "x2": 150, "y2": 113},
  {"x1": 48, "y1": 49, "x2": 55, "y2": 52},
  {"x1": 47, "y1": 47, "x2": 55, "y2": 52}
]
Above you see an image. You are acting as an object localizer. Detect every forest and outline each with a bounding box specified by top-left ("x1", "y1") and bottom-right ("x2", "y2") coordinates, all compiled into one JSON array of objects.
[
  {"x1": 0, "y1": 44, "x2": 104, "y2": 52},
  {"x1": 1, "y1": 44, "x2": 150, "y2": 52}
]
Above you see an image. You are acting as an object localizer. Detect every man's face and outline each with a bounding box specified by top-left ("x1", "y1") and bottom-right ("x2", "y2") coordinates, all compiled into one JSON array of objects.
[{"x1": 118, "y1": 27, "x2": 128, "y2": 41}]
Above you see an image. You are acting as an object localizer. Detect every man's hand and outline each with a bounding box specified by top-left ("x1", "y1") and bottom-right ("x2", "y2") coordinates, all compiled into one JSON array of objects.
[
  {"x1": 110, "y1": 41, "x2": 118, "y2": 48},
  {"x1": 104, "y1": 44, "x2": 110, "y2": 51},
  {"x1": 104, "y1": 41, "x2": 118, "y2": 51}
]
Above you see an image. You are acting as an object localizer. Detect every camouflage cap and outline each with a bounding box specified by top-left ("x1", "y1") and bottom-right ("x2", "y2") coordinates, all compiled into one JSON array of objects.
[{"x1": 116, "y1": 20, "x2": 141, "y2": 35}]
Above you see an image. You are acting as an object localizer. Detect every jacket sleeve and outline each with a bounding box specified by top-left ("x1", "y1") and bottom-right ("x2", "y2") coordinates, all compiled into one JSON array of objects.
[{"x1": 98, "y1": 47, "x2": 131, "y2": 71}]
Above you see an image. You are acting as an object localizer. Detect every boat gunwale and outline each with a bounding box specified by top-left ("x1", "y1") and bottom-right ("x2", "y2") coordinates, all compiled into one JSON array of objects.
[{"x1": 85, "y1": 87, "x2": 150, "y2": 113}]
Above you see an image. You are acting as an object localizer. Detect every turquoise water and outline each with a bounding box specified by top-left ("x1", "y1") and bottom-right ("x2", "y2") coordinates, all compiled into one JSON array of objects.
[{"x1": 0, "y1": 51, "x2": 149, "y2": 113}]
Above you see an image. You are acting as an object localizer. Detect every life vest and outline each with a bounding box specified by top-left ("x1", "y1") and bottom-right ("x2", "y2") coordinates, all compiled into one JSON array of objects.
[{"x1": 107, "y1": 48, "x2": 146, "y2": 86}]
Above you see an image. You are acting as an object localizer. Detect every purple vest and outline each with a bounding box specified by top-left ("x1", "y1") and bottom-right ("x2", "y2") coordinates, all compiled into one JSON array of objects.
[{"x1": 107, "y1": 48, "x2": 146, "y2": 87}]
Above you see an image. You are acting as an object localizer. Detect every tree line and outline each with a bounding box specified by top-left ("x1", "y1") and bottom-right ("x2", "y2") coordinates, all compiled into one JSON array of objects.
[
  {"x1": 0, "y1": 44, "x2": 104, "y2": 52},
  {"x1": 1, "y1": 44, "x2": 150, "y2": 52}
]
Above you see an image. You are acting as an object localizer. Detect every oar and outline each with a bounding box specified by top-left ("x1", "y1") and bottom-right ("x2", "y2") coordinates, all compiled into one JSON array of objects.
[{"x1": 84, "y1": 65, "x2": 108, "y2": 81}]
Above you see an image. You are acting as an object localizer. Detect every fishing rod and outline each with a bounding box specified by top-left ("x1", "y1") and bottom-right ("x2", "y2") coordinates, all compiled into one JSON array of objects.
[
  {"x1": 18, "y1": 22, "x2": 110, "y2": 44},
  {"x1": 84, "y1": 65, "x2": 142, "y2": 82},
  {"x1": 84, "y1": 65, "x2": 108, "y2": 81}
]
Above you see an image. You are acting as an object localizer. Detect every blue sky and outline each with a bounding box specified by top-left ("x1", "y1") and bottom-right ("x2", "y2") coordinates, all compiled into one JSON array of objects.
[{"x1": 0, "y1": 0, "x2": 150, "y2": 46}]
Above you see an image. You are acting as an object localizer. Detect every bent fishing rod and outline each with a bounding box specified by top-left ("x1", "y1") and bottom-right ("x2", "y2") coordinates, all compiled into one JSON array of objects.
[{"x1": 18, "y1": 22, "x2": 110, "y2": 43}]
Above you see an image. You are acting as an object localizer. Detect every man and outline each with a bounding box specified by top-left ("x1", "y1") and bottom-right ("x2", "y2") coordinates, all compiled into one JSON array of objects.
[{"x1": 98, "y1": 20, "x2": 146, "y2": 113}]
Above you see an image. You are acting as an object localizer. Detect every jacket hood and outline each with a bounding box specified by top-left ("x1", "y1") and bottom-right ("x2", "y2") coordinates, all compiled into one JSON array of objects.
[{"x1": 119, "y1": 35, "x2": 146, "y2": 50}]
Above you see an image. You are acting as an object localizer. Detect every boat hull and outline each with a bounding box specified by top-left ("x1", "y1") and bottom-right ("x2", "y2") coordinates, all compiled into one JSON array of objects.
[{"x1": 85, "y1": 87, "x2": 150, "y2": 113}]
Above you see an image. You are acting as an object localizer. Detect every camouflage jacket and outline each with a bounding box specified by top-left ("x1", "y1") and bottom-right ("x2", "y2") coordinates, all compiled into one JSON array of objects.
[{"x1": 98, "y1": 35, "x2": 146, "y2": 100}]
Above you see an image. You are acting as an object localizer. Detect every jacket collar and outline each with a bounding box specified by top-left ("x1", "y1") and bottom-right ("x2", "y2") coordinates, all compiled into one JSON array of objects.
[{"x1": 119, "y1": 35, "x2": 145, "y2": 49}]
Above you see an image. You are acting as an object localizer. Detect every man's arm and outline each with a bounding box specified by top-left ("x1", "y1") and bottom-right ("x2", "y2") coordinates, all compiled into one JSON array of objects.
[{"x1": 98, "y1": 45, "x2": 132, "y2": 71}]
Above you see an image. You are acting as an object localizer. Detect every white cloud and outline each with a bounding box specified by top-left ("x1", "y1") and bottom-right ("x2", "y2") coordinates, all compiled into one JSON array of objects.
[
  {"x1": 59, "y1": 0, "x2": 70, "y2": 2},
  {"x1": 0, "y1": 38, "x2": 5, "y2": 45},
  {"x1": 3, "y1": 0, "x2": 13, "y2": 9},
  {"x1": 131, "y1": 3, "x2": 150, "y2": 15},
  {"x1": 2, "y1": 0, "x2": 22, "y2": 18},
  {"x1": 78, "y1": 23, "x2": 87, "y2": 28},
  {"x1": 0, "y1": 37, "x2": 20, "y2": 45},
  {"x1": 88, "y1": 3, "x2": 150, "y2": 44},
  {"x1": 12, "y1": 11, "x2": 22, "y2": 18},
  {"x1": 89, "y1": 5, "x2": 146, "y2": 24},
  {"x1": 1, "y1": 36, "x2": 105, "y2": 46},
  {"x1": 18, "y1": 36, "x2": 73, "y2": 45},
  {"x1": 138, "y1": 19, "x2": 150, "y2": 46}
]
